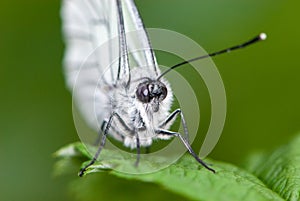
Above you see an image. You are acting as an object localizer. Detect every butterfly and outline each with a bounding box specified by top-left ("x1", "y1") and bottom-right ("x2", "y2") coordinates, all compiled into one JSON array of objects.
[{"x1": 61, "y1": 0, "x2": 266, "y2": 176}]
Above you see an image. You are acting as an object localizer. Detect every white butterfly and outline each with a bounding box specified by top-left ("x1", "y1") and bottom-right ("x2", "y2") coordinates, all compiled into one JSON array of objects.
[{"x1": 61, "y1": 0, "x2": 266, "y2": 176}]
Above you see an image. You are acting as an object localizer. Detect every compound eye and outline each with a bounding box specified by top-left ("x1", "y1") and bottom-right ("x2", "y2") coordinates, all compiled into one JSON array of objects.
[
  {"x1": 158, "y1": 86, "x2": 168, "y2": 101},
  {"x1": 136, "y1": 84, "x2": 151, "y2": 103}
]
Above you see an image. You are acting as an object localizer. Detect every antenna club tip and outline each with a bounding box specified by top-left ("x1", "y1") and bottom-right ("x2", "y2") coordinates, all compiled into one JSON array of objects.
[{"x1": 259, "y1": 33, "x2": 267, "y2": 40}]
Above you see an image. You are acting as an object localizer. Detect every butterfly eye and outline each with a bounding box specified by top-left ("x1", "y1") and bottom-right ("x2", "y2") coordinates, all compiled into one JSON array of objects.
[
  {"x1": 136, "y1": 84, "x2": 151, "y2": 103},
  {"x1": 150, "y1": 82, "x2": 167, "y2": 102},
  {"x1": 158, "y1": 85, "x2": 167, "y2": 101}
]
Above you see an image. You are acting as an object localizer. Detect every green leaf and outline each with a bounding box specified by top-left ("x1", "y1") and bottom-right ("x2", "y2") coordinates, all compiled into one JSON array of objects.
[
  {"x1": 54, "y1": 143, "x2": 283, "y2": 201},
  {"x1": 244, "y1": 134, "x2": 300, "y2": 201}
]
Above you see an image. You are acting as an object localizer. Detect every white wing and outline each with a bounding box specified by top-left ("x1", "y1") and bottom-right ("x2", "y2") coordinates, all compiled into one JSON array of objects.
[
  {"x1": 62, "y1": 0, "x2": 159, "y2": 130},
  {"x1": 62, "y1": 0, "x2": 119, "y2": 87},
  {"x1": 122, "y1": 0, "x2": 159, "y2": 75}
]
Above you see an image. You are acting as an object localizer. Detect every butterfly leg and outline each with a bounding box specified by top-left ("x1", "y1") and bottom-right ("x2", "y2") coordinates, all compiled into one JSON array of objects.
[
  {"x1": 93, "y1": 121, "x2": 107, "y2": 146},
  {"x1": 79, "y1": 112, "x2": 132, "y2": 177},
  {"x1": 159, "y1": 109, "x2": 190, "y2": 142},
  {"x1": 111, "y1": 114, "x2": 140, "y2": 166},
  {"x1": 156, "y1": 129, "x2": 215, "y2": 173},
  {"x1": 105, "y1": 114, "x2": 140, "y2": 167}
]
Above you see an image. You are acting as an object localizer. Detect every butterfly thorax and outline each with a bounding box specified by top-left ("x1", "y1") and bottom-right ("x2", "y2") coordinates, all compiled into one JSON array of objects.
[{"x1": 106, "y1": 68, "x2": 173, "y2": 148}]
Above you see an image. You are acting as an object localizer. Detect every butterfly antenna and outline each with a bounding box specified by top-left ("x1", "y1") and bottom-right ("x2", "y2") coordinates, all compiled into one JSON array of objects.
[{"x1": 156, "y1": 33, "x2": 267, "y2": 80}]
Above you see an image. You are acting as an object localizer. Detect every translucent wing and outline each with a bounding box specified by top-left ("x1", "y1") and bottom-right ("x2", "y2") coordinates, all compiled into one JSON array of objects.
[
  {"x1": 62, "y1": 0, "x2": 119, "y2": 88},
  {"x1": 61, "y1": 0, "x2": 158, "y2": 130},
  {"x1": 121, "y1": 0, "x2": 159, "y2": 75}
]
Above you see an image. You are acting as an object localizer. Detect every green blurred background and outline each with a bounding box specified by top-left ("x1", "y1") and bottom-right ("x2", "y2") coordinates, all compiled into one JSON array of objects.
[{"x1": 1, "y1": 0, "x2": 299, "y2": 200}]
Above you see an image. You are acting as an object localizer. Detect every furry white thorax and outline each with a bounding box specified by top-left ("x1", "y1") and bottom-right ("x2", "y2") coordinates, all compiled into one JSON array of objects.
[{"x1": 99, "y1": 67, "x2": 174, "y2": 149}]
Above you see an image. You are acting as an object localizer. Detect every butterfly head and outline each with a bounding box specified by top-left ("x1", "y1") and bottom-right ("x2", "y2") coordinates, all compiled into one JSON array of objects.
[{"x1": 136, "y1": 80, "x2": 167, "y2": 112}]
